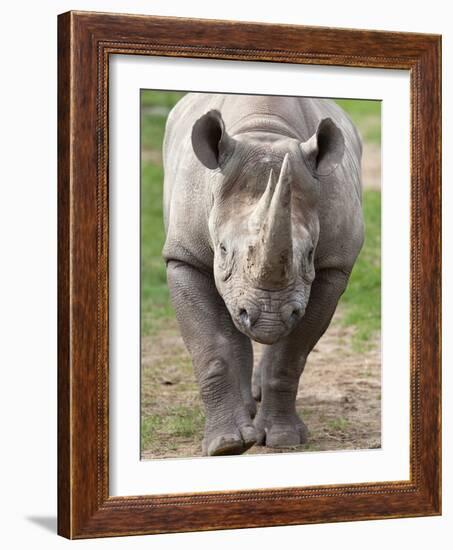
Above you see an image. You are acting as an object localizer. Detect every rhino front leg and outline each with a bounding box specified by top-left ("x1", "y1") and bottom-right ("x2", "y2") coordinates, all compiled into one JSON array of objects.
[
  {"x1": 254, "y1": 268, "x2": 349, "y2": 447},
  {"x1": 166, "y1": 261, "x2": 256, "y2": 456}
]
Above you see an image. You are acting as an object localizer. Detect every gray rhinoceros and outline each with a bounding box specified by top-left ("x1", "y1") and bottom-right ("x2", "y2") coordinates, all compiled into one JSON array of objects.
[{"x1": 162, "y1": 93, "x2": 364, "y2": 456}]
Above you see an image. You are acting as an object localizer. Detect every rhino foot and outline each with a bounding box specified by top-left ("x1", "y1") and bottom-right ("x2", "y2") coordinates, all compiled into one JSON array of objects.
[
  {"x1": 202, "y1": 419, "x2": 257, "y2": 456},
  {"x1": 254, "y1": 412, "x2": 309, "y2": 448}
]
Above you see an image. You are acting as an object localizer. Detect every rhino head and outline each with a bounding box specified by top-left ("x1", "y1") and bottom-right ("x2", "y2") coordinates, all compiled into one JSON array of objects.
[{"x1": 191, "y1": 109, "x2": 344, "y2": 345}]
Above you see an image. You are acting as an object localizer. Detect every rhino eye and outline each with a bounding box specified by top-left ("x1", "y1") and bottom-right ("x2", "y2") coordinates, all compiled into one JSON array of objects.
[
  {"x1": 219, "y1": 243, "x2": 227, "y2": 255},
  {"x1": 307, "y1": 247, "x2": 314, "y2": 264}
]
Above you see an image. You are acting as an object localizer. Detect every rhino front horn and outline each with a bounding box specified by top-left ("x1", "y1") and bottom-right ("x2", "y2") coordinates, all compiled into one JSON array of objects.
[{"x1": 249, "y1": 154, "x2": 294, "y2": 289}]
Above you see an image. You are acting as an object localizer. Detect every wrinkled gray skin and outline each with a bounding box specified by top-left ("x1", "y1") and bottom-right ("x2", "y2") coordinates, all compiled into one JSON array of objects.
[{"x1": 162, "y1": 93, "x2": 364, "y2": 456}]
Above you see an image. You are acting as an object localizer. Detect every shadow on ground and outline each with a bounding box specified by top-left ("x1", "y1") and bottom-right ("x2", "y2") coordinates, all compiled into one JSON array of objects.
[{"x1": 26, "y1": 515, "x2": 57, "y2": 533}]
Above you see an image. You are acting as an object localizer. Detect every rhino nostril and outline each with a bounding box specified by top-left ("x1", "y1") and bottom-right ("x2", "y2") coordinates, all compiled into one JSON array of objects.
[
  {"x1": 290, "y1": 308, "x2": 301, "y2": 323},
  {"x1": 239, "y1": 306, "x2": 260, "y2": 328},
  {"x1": 239, "y1": 308, "x2": 250, "y2": 328},
  {"x1": 281, "y1": 303, "x2": 303, "y2": 327}
]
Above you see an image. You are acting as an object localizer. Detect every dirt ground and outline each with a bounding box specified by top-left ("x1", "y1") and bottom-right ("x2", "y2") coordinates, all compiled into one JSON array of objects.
[{"x1": 141, "y1": 307, "x2": 381, "y2": 459}]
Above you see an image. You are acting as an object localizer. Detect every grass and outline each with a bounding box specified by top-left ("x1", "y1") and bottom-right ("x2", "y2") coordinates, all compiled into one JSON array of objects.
[
  {"x1": 141, "y1": 405, "x2": 205, "y2": 454},
  {"x1": 141, "y1": 161, "x2": 172, "y2": 335},
  {"x1": 141, "y1": 90, "x2": 185, "y2": 109},
  {"x1": 141, "y1": 115, "x2": 168, "y2": 152},
  {"x1": 335, "y1": 99, "x2": 381, "y2": 144},
  {"x1": 327, "y1": 417, "x2": 350, "y2": 432},
  {"x1": 339, "y1": 190, "x2": 381, "y2": 349},
  {"x1": 140, "y1": 90, "x2": 381, "y2": 345},
  {"x1": 141, "y1": 91, "x2": 185, "y2": 151}
]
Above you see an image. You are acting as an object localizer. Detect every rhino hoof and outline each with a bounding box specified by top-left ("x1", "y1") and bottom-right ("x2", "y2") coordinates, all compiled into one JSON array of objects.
[
  {"x1": 255, "y1": 414, "x2": 309, "y2": 448},
  {"x1": 266, "y1": 428, "x2": 308, "y2": 447},
  {"x1": 203, "y1": 425, "x2": 257, "y2": 456}
]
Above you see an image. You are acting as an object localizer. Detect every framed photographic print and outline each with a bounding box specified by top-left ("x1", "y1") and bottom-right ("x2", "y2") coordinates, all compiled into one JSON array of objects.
[{"x1": 58, "y1": 11, "x2": 441, "y2": 539}]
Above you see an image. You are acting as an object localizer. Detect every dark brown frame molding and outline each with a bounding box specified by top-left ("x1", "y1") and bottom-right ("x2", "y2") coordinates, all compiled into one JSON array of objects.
[{"x1": 58, "y1": 10, "x2": 441, "y2": 539}]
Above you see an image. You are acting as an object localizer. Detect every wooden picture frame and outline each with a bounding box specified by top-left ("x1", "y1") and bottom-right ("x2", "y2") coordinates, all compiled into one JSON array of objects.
[{"x1": 58, "y1": 10, "x2": 441, "y2": 539}]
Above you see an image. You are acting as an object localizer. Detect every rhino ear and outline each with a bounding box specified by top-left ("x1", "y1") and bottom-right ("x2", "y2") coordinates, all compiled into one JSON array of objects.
[
  {"x1": 300, "y1": 117, "x2": 345, "y2": 177},
  {"x1": 191, "y1": 110, "x2": 235, "y2": 170}
]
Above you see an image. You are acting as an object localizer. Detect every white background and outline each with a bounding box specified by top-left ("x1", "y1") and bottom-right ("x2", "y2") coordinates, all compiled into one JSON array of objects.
[
  {"x1": 0, "y1": 0, "x2": 450, "y2": 548},
  {"x1": 110, "y1": 57, "x2": 410, "y2": 495}
]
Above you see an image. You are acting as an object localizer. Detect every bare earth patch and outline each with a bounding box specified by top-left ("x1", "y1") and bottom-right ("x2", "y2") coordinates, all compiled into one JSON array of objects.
[{"x1": 141, "y1": 308, "x2": 381, "y2": 459}]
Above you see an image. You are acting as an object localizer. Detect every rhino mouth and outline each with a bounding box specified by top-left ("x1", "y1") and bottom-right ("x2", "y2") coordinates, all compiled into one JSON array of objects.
[
  {"x1": 239, "y1": 324, "x2": 292, "y2": 345},
  {"x1": 233, "y1": 303, "x2": 305, "y2": 345}
]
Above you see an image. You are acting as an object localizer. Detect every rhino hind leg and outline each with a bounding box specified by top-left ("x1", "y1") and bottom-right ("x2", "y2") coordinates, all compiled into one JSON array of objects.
[
  {"x1": 238, "y1": 344, "x2": 256, "y2": 418},
  {"x1": 254, "y1": 268, "x2": 350, "y2": 448},
  {"x1": 166, "y1": 261, "x2": 257, "y2": 456},
  {"x1": 251, "y1": 361, "x2": 263, "y2": 402}
]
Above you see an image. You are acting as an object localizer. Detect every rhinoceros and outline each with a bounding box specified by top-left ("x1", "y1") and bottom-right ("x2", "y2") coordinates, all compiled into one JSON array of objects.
[{"x1": 162, "y1": 93, "x2": 364, "y2": 456}]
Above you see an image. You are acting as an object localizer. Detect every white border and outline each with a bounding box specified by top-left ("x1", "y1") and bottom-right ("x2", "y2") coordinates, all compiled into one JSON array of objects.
[{"x1": 109, "y1": 55, "x2": 410, "y2": 496}]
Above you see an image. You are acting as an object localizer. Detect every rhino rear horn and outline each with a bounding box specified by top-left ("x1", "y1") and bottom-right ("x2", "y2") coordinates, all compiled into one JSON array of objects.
[
  {"x1": 191, "y1": 110, "x2": 235, "y2": 170},
  {"x1": 300, "y1": 117, "x2": 345, "y2": 176}
]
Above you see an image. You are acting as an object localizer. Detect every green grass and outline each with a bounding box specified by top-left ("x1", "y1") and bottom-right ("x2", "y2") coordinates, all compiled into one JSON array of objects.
[
  {"x1": 339, "y1": 190, "x2": 381, "y2": 348},
  {"x1": 141, "y1": 114, "x2": 168, "y2": 152},
  {"x1": 141, "y1": 91, "x2": 185, "y2": 151},
  {"x1": 336, "y1": 99, "x2": 381, "y2": 143},
  {"x1": 141, "y1": 404, "x2": 205, "y2": 452},
  {"x1": 141, "y1": 90, "x2": 185, "y2": 109},
  {"x1": 140, "y1": 91, "x2": 381, "y2": 346},
  {"x1": 141, "y1": 162, "x2": 173, "y2": 334},
  {"x1": 327, "y1": 417, "x2": 351, "y2": 432},
  {"x1": 335, "y1": 98, "x2": 380, "y2": 120}
]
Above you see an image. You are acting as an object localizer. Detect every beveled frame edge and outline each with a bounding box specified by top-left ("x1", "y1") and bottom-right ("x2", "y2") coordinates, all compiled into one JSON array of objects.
[{"x1": 57, "y1": 10, "x2": 441, "y2": 539}]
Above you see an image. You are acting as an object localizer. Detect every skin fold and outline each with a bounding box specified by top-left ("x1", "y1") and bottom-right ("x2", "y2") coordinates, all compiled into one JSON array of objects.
[{"x1": 162, "y1": 93, "x2": 364, "y2": 456}]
